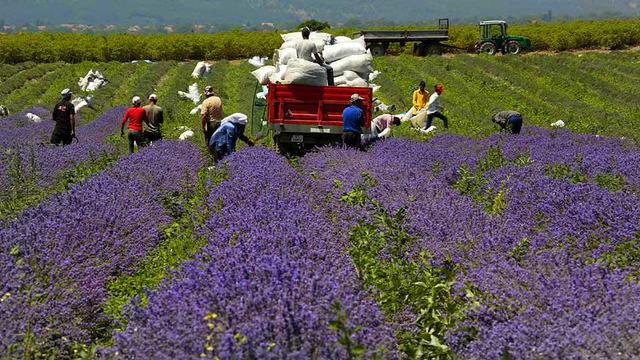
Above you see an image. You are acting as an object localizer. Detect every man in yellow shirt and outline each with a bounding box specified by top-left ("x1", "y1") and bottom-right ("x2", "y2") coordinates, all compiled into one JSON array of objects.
[{"x1": 411, "y1": 80, "x2": 429, "y2": 115}]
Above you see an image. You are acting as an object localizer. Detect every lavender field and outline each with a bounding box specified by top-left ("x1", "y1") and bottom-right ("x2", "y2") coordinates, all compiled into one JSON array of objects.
[{"x1": 1, "y1": 54, "x2": 639, "y2": 358}]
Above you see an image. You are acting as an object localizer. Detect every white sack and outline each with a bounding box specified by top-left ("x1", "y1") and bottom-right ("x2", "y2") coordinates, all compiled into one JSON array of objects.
[
  {"x1": 179, "y1": 130, "x2": 194, "y2": 141},
  {"x1": 275, "y1": 48, "x2": 297, "y2": 65},
  {"x1": 419, "y1": 125, "x2": 437, "y2": 134},
  {"x1": 334, "y1": 36, "x2": 353, "y2": 43},
  {"x1": 85, "y1": 79, "x2": 105, "y2": 92},
  {"x1": 190, "y1": 105, "x2": 202, "y2": 115},
  {"x1": 369, "y1": 84, "x2": 381, "y2": 94},
  {"x1": 281, "y1": 31, "x2": 331, "y2": 43},
  {"x1": 248, "y1": 56, "x2": 268, "y2": 67},
  {"x1": 323, "y1": 41, "x2": 367, "y2": 63},
  {"x1": 369, "y1": 70, "x2": 381, "y2": 81},
  {"x1": 338, "y1": 77, "x2": 368, "y2": 88},
  {"x1": 551, "y1": 120, "x2": 565, "y2": 128},
  {"x1": 269, "y1": 65, "x2": 287, "y2": 83},
  {"x1": 282, "y1": 59, "x2": 328, "y2": 86},
  {"x1": 280, "y1": 39, "x2": 325, "y2": 53},
  {"x1": 25, "y1": 113, "x2": 42, "y2": 123},
  {"x1": 188, "y1": 83, "x2": 200, "y2": 104},
  {"x1": 71, "y1": 96, "x2": 93, "y2": 112},
  {"x1": 251, "y1": 65, "x2": 277, "y2": 85},
  {"x1": 256, "y1": 85, "x2": 269, "y2": 99},
  {"x1": 329, "y1": 53, "x2": 374, "y2": 76},
  {"x1": 192, "y1": 61, "x2": 206, "y2": 78}
]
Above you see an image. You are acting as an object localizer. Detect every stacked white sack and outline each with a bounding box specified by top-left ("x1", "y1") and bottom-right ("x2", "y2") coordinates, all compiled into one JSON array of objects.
[
  {"x1": 282, "y1": 59, "x2": 328, "y2": 86},
  {"x1": 78, "y1": 70, "x2": 107, "y2": 92},
  {"x1": 178, "y1": 83, "x2": 201, "y2": 104},
  {"x1": 192, "y1": 61, "x2": 212, "y2": 79}
]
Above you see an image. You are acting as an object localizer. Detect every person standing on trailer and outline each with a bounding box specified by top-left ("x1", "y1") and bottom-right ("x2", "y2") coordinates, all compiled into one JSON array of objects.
[
  {"x1": 143, "y1": 93, "x2": 164, "y2": 144},
  {"x1": 342, "y1": 93, "x2": 365, "y2": 149},
  {"x1": 201, "y1": 85, "x2": 224, "y2": 152},
  {"x1": 296, "y1": 27, "x2": 334, "y2": 86},
  {"x1": 50, "y1": 88, "x2": 76, "y2": 146},
  {"x1": 424, "y1": 83, "x2": 448, "y2": 130},
  {"x1": 492, "y1": 110, "x2": 523, "y2": 134},
  {"x1": 208, "y1": 113, "x2": 255, "y2": 161},
  {"x1": 121, "y1": 96, "x2": 148, "y2": 154}
]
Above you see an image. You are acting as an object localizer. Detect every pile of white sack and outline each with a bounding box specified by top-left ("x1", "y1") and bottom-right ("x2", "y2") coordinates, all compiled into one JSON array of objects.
[
  {"x1": 78, "y1": 70, "x2": 107, "y2": 92},
  {"x1": 25, "y1": 112, "x2": 42, "y2": 123},
  {"x1": 192, "y1": 61, "x2": 212, "y2": 79},
  {"x1": 71, "y1": 96, "x2": 93, "y2": 113},
  {"x1": 250, "y1": 31, "x2": 381, "y2": 94},
  {"x1": 178, "y1": 83, "x2": 201, "y2": 105}
]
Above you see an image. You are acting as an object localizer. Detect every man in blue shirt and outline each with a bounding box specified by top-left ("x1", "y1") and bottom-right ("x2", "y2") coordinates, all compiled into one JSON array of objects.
[
  {"x1": 208, "y1": 113, "x2": 255, "y2": 161},
  {"x1": 342, "y1": 93, "x2": 365, "y2": 149}
]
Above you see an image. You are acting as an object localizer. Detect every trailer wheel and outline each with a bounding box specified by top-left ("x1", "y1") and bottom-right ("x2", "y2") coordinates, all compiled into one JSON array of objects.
[
  {"x1": 478, "y1": 42, "x2": 497, "y2": 55},
  {"x1": 370, "y1": 44, "x2": 386, "y2": 57},
  {"x1": 504, "y1": 40, "x2": 521, "y2": 55}
]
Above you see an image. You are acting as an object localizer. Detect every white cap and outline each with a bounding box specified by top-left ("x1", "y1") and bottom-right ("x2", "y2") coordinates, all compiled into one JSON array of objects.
[
  {"x1": 148, "y1": 94, "x2": 158, "y2": 100},
  {"x1": 350, "y1": 93, "x2": 364, "y2": 103},
  {"x1": 61, "y1": 88, "x2": 72, "y2": 96},
  {"x1": 132, "y1": 96, "x2": 142, "y2": 105}
]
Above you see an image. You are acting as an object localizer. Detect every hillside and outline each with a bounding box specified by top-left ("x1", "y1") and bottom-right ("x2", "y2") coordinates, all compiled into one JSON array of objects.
[{"x1": 0, "y1": 0, "x2": 638, "y2": 26}]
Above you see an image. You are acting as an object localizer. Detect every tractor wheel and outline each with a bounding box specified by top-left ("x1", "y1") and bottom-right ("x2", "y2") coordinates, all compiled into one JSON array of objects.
[
  {"x1": 504, "y1": 41, "x2": 521, "y2": 55},
  {"x1": 478, "y1": 42, "x2": 497, "y2": 55},
  {"x1": 370, "y1": 44, "x2": 386, "y2": 57}
]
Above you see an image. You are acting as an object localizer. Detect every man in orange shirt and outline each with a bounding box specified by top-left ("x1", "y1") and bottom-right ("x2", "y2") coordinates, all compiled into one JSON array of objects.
[
  {"x1": 201, "y1": 86, "x2": 224, "y2": 151},
  {"x1": 411, "y1": 80, "x2": 429, "y2": 115}
]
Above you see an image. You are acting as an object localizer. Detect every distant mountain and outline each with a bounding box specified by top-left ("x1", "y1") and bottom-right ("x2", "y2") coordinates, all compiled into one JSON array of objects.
[{"x1": 0, "y1": 0, "x2": 638, "y2": 26}]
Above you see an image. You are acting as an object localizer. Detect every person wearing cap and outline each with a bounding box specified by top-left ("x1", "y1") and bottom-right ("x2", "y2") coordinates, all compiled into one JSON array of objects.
[
  {"x1": 492, "y1": 110, "x2": 523, "y2": 134},
  {"x1": 296, "y1": 27, "x2": 334, "y2": 86},
  {"x1": 50, "y1": 88, "x2": 76, "y2": 146},
  {"x1": 143, "y1": 93, "x2": 164, "y2": 143},
  {"x1": 208, "y1": 113, "x2": 255, "y2": 161},
  {"x1": 201, "y1": 85, "x2": 224, "y2": 151},
  {"x1": 362, "y1": 113, "x2": 401, "y2": 145},
  {"x1": 342, "y1": 94, "x2": 366, "y2": 149},
  {"x1": 424, "y1": 83, "x2": 448, "y2": 130},
  {"x1": 411, "y1": 80, "x2": 429, "y2": 115},
  {"x1": 121, "y1": 96, "x2": 148, "y2": 153}
]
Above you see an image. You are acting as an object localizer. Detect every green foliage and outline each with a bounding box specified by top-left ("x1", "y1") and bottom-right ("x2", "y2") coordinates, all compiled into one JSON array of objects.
[
  {"x1": 594, "y1": 172, "x2": 626, "y2": 192},
  {"x1": 342, "y1": 182, "x2": 466, "y2": 359},
  {"x1": 545, "y1": 163, "x2": 588, "y2": 184},
  {"x1": 599, "y1": 236, "x2": 640, "y2": 272},
  {"x1": 297, "y1": 19, "x2": 331, "y2": 31}
]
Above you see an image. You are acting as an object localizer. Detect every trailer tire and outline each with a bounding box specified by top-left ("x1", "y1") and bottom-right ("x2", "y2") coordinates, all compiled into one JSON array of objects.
[
  {"x1": 504, "y1": 40, "x2": 521, "y2": 55},
  {"x1": 478, "y1": 42, "x2": 497, "y2": 55}
]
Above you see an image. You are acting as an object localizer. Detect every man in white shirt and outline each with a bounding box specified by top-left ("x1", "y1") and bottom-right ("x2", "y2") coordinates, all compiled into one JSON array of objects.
[
  {"x1": 424, "y1": 83, "x2": 448, "y2": 130},
  {"x1": 295, "y1": 27, "x2": 334, "y2": 85},
  {"x1": 362, "y1": 113, "x2": 401, "y2": 145}
]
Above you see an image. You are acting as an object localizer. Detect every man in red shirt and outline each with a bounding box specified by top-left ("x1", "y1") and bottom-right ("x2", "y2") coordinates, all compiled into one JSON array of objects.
[{"x1": 121, "y1": 96, "x2": 148, "y2": 153}]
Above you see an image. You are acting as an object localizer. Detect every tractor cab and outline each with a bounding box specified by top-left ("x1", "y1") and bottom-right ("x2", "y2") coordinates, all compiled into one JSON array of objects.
[{"x1": 476, "y1": 20, "x2": 531, "y2": 55}]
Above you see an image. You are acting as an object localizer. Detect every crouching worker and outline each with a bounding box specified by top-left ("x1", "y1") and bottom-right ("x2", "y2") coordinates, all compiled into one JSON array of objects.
[
  {"x1": 362, "y1": 113, "x2": 401, "y2": 146},
  {"x1": 50, "y1": 89, "x2": 76, "y2": 146},
  {"x1": 492, "y1": 110, "x2": 523, "y2": 134},
  {"x1": 121, "y1": 96, "x2": 148, "y2": 153},
  {"x1": 208, "y1": 113, "x2": 255, "y2": 162}
]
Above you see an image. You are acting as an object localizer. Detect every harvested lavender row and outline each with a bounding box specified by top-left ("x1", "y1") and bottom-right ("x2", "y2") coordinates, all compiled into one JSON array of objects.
[
  {"x1": 300, "y1": 128, "x2": 640, "y2": 359},
  {"x1": 109, "y1": 147, "x2": 398, "y2": 359},
  {"x1": 0, "y1": 106, "x2": 50, "y2": 131},
  {"x1": 0, "y1": 106, "x2": 124, "y2": 201},
  {"x1": 0, "y1": 140, "x2": 204, "y2": 356}
]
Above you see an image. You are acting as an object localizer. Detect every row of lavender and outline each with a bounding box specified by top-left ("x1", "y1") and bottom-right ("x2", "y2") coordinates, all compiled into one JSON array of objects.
[
  {"x1": 0, "y1": 106, "x2": 126, "y2": 201},
  {"x1": 0, "y1": 141, "x2": 204, "y2": 356},
  {"x1": 301, "y1": 128, "x2": 640, "y2": 359},
  {"x1": 108, "y1": 148, "x2": 398, "y2": 359},
  {"x1": 109, "y1": 127, "x2": 640, "y2": 358}
]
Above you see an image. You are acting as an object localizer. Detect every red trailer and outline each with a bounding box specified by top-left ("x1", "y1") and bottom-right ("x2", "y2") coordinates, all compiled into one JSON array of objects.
[{"x1": 265, "y1": 83, "x2": 373, "y2": 153}]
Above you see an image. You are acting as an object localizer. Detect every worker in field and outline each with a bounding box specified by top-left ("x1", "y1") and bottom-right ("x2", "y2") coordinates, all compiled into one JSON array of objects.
[
  {"x1": 296, "y1": 27, "x2": 334, "y2": 86},
  {"x1": 411, "y1": 80, "x2": 429, "y2": 115},
  {"x1": 362, "y1": 113, "x2": 401, "y2": 145},
  {"x1": 143, "y1": 94, "x2": 164, "y2": 144},
  {"x1": 50, "y1": 88, "x2": 76, "y2": 146},
  {"x1": 342, "y1": 93, "x2": 365, "y2": 149},
  {"x1": 424, "y1": 83, "x2": 448, "y2": 130},
  {"x1": 208, "y1": 113, "x2": 255, "y2": 161},
  {"x1": 121, "y1": 96, "x2": 148, "y2": 154},
  {"x1": 492, "y1": 110, "x2": 523, "y2": 134},
  {"x1": 201, "y1": 85, "x2": 224, "y2": 153}
]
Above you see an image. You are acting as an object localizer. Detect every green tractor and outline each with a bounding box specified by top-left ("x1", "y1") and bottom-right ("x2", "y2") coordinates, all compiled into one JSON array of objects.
[{"x1": 475, "y1": 20, "x2": 531, "y2": 55}]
